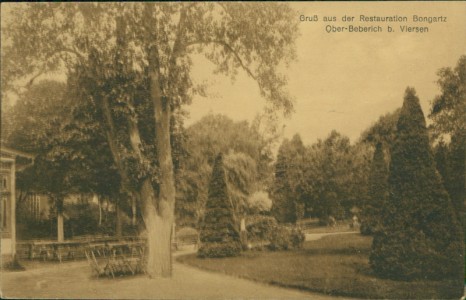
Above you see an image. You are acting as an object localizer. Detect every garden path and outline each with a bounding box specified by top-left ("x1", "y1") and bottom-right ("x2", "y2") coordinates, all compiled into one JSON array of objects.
[
  {"x1": 2, "y1": 250, "x2": 355, "y2": 299},
  {"x1": 304, "y1": 231, "x2": 357, "y2": 241}
]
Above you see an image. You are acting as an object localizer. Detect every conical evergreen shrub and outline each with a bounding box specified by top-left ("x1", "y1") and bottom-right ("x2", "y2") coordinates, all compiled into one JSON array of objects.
[
  {"x1": 361, "y1": 142, "x2": 388, "y2": 235},
  {"x1": 370, "y1": 88, "x2": 464, "y2": 286},
  {"x1": 198, "y1": 153, "x2": 242, "y2": 258}
]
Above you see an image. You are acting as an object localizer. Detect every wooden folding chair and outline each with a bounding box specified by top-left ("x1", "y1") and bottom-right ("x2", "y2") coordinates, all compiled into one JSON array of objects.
[
  {"x1": 85, "y1": 249, "x2": 112, "y2": 278},
  {"x1": 135, "y1": 245, "x2": 147, "y2": 275}
]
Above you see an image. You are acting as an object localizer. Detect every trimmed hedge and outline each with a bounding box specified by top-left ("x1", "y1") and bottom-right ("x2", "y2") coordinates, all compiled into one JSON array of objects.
[
  {"x1": 268, "y1": 225, "x2": 305, "y2": 251},
  {"x1": 246, "y1": 215, "x2": 277, "y2": 242},
  {"x1": 197, "y1": 241, "x2": 242, "y2": 258},
  {"x1": 245, "y1": 215, "x2": 305, "y2": 251}
]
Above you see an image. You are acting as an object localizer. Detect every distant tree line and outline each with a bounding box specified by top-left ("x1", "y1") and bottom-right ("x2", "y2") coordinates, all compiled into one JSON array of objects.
[{"x1": 271, "y1": 56, "x2": 464, "y2": 235}]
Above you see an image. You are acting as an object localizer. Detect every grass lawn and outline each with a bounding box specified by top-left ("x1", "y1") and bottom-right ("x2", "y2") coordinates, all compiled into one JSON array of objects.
[{"x1": 177, "y1": 233, "x2": 461, "y2": 299}]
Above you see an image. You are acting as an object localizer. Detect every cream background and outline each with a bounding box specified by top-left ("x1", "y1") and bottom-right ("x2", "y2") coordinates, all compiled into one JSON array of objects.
[{"x1": 187, "y1": 2, "x2": 466, "y2": 144}]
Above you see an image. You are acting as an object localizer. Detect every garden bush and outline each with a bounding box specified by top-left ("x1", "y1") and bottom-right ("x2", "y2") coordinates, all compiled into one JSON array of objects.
[
  {"x1": 246, "y1": 215, "x2": 277, "y2": 242},
  {"x1": 359, "y1": 222, "x2": 373, "y2": 236},
  {"x1": 268, "y1": 225, "x2": 305, "y2": 251},
  {"x1": 245, "y1": 215, "x2": 304, "y2": 251},
  {"x1": 197, "y1": 241, "x2": 243, "y2": 258}
]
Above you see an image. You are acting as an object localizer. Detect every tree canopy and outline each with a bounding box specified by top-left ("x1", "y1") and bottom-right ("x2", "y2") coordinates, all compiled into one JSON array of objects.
[
  {"x1": 429, "y1": 55, "x2": 466, "y2": 141},
  {"x1": 271, "y1": 134, "x2": 307, "y2": 223},
  {"x1": 429, "y1": 55, "x2": 465, "y2": 228},
  {"x1": 176, "y1": 114, "x2": 270, "y2": 227},
  {"x1": 299, "y1": 131, "x2": 371, "y2": 223}
]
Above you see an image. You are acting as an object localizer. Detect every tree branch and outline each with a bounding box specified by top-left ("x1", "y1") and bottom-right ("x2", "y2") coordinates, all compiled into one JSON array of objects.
[
  {"x1": 98, "y1": 94, "x2": 132, "y2": 192},
  {"x1": 126, "y1": 104, "x2": 145, "y2": 163},
  {"x1": 185, "y1": 39, "x2": 257, "y2": 81},
  {"x1": 168, "y1": 4, "x2": 188, "y2": 69},
  {"x1": 19, "y1": 47, "x2": 85, "y2": 89},
  {"x1": 24, "y1": 69, "x2": 47, "y2": 89},
  {"x1": 60, "y1": 46, "x2": 86, "y2": 64}
]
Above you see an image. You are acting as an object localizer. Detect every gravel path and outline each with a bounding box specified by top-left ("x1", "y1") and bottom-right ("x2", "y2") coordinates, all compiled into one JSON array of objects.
[
  {"x1": 304, "y1": 231, "x2": 357, "y2": 241},
  {"x1": 2, "y1": 255, "x2": 354, "y2": 299}
]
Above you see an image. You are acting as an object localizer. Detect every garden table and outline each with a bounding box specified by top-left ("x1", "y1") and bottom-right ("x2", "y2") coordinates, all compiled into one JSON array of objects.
[
  {"x1": 88, "y1": 242, "x2": 110, "y2": 257},
  {"x1": 28, "y1": 241, "x2": 53, "y2": 260},
  {"x1": 28, "y1": 240, "x2": 86, "y2": 262}
]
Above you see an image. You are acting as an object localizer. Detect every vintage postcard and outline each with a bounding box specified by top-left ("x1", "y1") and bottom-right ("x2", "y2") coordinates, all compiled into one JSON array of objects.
[{"x1": 1, "y1": 1, "x2": 465, "y2": 299}]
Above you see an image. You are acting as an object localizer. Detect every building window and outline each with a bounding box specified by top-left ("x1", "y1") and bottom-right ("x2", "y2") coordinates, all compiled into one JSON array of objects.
[{"x1": 1, "y1": 176, "x2": 6, "y2": 190}]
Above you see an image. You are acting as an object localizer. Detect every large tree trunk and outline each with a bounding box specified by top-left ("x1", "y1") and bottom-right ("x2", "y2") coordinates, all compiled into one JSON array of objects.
[
  {"x1": 148, "y1": 53, "x2": 177, "y2": 278},
  {"x1": 124, "y1": 95, "x2": 175, "y2": 277},
  {"x1": 133, "y1": 85, "x2": 176, "y2": 278},
  {"x1": 100, "y1": 91, "x2": 176, "y2": 278},
  {"x1": 90, "y1": 9, "x2": 178, "y2": 278},
  {"x1": 140, "y1": 179, "x2": 174, "y2": 277},
  {"x1": 56, "y1": 198, "x2": 64, "y2": 242}
]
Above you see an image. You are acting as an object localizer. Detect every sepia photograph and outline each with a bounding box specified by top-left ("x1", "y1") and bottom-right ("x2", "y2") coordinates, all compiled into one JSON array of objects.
[{"x1": 1, "y1": 2, "x2": 465, "y2": 299}]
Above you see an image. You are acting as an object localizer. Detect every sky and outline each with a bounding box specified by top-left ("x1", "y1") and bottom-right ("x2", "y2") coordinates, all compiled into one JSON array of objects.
[
  {"x1": 186, "y1": 2, "x2": 466, "y2": 145},
  {"x1": 2, "y1": 2, "x2": 465, "y2": 147}
]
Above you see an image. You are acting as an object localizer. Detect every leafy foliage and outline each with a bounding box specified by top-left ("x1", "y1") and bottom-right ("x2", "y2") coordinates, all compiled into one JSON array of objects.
[
  {"x1": 447, "y1": 134, "x2": 465, "y2": 224},
  {"x1": 246, "y1": 215, "x2": 277, "y2": 242},
  {"x1": 176, "y1": 114, "x2": 273, "y2": 227},
  {"x1": 360, "y1": 143, "x2": 388, "y2": 235},
  {"x1": 271, "y1": 134, "x2": 307, "y2": 223},
  {"x1": 429, "y1": 55, "x2": 466, "y2": 141},
  {"x1": 198, "y1": 153, "x2": 242, "y2": 258},
  {"x1": 433, "y1": 141, "x2": 449, "y2": 186},
  {"x1": 300, "y1": 131, "x2": 371, "y2": 223},
  {"x1": 267, "y1": 225, "x2": 305, "y2": 251},
  {"x1": 3, "y1": 79, "x2": 77, "y2": 240},
  {"x1": 370, "y1": 88, "x2": 463, "y2": 287},
  {"x1": 360, "y1": 109, "x2": 400, "y2": 150},
  {"x1": 3, "y1": 81, "x2": 68, "y2": 151},
  {"x1": 245, "y1": 215, "x2": 304, "y2": 251},
  {"x1": 429, "y1": 55, "x2": 465, "y2": 230},
  {"x1": 433, "y1": 136, "x2": 465, "y2": 232},
  {"x1": 247, "y1": 191, "x2": 272, "y2": 214},
  {"x1": 223, "y1": 151, "x2": 257, "y2": 217}
]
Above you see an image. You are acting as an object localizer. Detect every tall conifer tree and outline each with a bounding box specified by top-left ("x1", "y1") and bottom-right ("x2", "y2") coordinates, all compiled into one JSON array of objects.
[
  {"x1": 370, "y1": 88, "x2": 463, "y2": 287},
  {"x1": 198, "y1": 153, "x2": 242, "y2": 258}
]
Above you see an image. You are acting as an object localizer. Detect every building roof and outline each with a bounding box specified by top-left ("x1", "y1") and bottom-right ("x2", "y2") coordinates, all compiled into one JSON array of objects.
[{"x1": 0, "y1": 145, "x2": 35, "y2": 169}]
